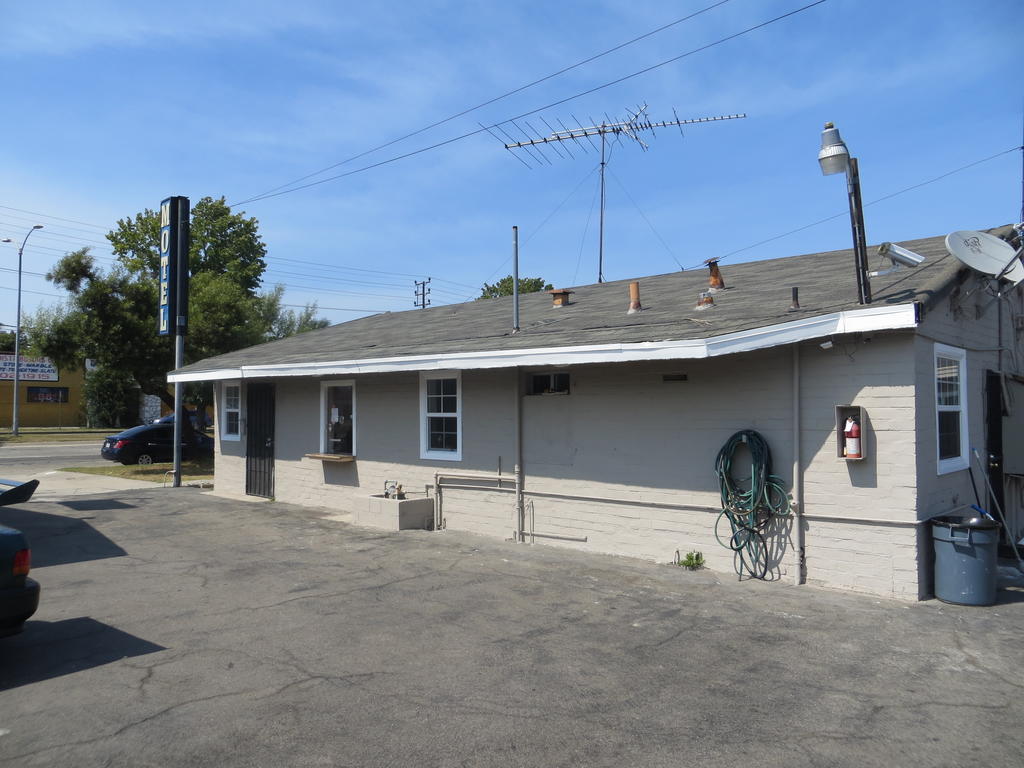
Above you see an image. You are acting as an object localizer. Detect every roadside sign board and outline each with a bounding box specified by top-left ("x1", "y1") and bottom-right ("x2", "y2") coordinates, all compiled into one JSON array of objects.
[
  {"x1": 0, "y1": 355, "x2": 58, "y2": 381},
  {"x1": 158, "y1": 196, "x2": 190, "y2": 335}
]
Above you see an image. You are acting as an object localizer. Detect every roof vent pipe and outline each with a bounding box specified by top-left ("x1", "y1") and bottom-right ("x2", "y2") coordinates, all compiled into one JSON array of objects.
[
  {"x1": 789, "y1": 286, "x2": 800, "y2": 311},
  {"x1": 706, "y1": 259, "x2": 725, "y2": 292},
  {"x1": 548, "y1": 289, "x2": 573, "y2": 307},
  {"x1": 695, "y1": 290, "x2": 714, "y2": 310},
  {"x1": 627, "y1": 281, "x2": 642, "y2": 314},
  {"x1": 512, "y1": 225, "x2": 520, "y2": 334}
]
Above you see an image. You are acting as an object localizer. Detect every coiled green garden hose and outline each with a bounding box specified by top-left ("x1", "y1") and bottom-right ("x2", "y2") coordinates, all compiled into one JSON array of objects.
[{"x1": 714, "y1": 429, "x2": 792, "y2": 579}]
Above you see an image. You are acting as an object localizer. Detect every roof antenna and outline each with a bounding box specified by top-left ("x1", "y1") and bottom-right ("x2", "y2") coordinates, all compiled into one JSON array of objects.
[{"x1": 500, "y1": 107, "x2": 745, "y2": 284}]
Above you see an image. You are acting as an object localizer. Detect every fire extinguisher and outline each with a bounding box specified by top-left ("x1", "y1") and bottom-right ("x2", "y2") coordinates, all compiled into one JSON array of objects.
[{"x1": 844, "y1": 416, "x2": 861, "y2": 459}]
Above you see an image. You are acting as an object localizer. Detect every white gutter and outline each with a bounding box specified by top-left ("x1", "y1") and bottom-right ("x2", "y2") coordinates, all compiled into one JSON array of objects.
[{"x1": 168, "y1": 302, "x2": 918, "y2": 383}]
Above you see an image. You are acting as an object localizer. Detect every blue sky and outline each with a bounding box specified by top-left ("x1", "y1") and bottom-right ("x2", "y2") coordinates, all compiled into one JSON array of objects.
[{"x1": 1, "y1": 0, "x2": 1021, "y2": 328}]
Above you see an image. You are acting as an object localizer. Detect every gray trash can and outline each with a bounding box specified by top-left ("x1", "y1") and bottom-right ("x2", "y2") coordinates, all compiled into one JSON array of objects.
[{"x1": 931, "y1": 515, "x2": 1000, "y2": 606}]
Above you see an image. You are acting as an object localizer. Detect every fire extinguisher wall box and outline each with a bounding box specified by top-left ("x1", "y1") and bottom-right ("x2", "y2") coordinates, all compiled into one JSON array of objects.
[{"x1": 835, "y1": 405, "x2": 867, "y2": 461}]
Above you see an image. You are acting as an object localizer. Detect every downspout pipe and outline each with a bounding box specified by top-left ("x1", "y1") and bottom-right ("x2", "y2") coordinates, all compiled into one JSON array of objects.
[
  {"x1": 516, "y1": 366, "x2": 524, "y2": 540},
  {"x1": 792, "y1": 344, "x2": 805, "y2": 585},
  {"x1": 433, "y1": 470, "x2": 441, "y2": 530}
]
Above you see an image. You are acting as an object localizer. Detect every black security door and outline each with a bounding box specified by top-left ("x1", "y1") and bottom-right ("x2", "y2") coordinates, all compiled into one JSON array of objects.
[
  {"x1": 245, "y1": 383, "x2": 275, "y2": 498},
  {"x1": 984, "y1": 370, "x2": 1004, "y2": 519}
]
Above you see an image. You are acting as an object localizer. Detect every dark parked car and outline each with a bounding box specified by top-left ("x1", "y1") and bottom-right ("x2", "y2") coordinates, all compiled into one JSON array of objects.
[
  {"x1": 0, "y1": 525, "x2": 39, "y2": 637},
  {"x1": 100, "y1": 423, "x2": 214, "y2": 466},
  {"x1": 0, "y1": 479, "x2": 41, "y2": 638},
  {"x1": 153, "y1": 409, "x2": 211, "y2": 430},
  {"x1": 0, "y1": 481, "x2": 40, "y2": 638}
]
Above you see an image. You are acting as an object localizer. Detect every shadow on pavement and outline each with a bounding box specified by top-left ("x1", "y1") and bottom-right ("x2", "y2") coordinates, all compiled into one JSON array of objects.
[
  {"x1": 59, "y1": 499, "x2": 136, "y2": 512},
  {"x1": 0, "y1": 506, "x2": 127, "y2": 567},
  {"x1": 0, "y1": 617, "x2": 165, "y2": 691}
]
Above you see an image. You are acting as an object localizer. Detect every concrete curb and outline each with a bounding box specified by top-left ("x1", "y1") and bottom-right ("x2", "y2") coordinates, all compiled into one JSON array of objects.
[{"x1": 22, "y1": 470, "x2": 167, "y2": 501}]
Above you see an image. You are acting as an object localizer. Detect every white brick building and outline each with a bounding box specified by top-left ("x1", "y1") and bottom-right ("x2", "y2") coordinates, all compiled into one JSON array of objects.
[{"x1": 170, "y1": 228, "x2": 1024, "y2": 600}]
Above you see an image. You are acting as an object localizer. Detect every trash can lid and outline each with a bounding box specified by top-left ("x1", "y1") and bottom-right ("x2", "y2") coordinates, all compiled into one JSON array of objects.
[{"x1": 930, "y1": 514, "x2": 1000, "y2": 530}]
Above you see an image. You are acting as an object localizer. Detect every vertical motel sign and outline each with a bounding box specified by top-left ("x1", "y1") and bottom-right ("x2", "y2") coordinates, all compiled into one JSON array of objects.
[{"x1": 158, "y1": 196, "x2": 190, "y2": 336}]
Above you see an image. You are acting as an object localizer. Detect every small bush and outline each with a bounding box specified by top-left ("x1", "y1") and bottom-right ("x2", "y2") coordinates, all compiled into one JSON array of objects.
[{"x1": 678, "y1": 551, "x2": 705, "y2": 570}]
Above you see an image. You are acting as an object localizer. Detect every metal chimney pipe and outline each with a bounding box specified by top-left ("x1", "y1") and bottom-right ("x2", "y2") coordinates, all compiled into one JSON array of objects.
[
  {"x1": 627, "y1": 281, "x2": 642, "y2": 314},
  {"x1": 707, "y1": 260, "x2": 725, "y2": 291},
  {"x1": 512, "y1": 225, "x2": 520, "y2": 333}
]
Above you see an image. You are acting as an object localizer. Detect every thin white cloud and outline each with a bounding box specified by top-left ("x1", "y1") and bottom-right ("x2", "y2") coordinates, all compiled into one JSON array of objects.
[{"x1": 0, "y1": 1, "x2": 339, "y2": 58}]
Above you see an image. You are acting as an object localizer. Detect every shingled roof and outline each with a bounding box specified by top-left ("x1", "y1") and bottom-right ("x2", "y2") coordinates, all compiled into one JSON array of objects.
[{"x1": 168, "y1": 229, "x2": 1006, "y2": 383}]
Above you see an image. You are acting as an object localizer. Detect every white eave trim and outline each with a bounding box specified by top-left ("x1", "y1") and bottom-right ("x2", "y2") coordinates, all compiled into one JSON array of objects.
[{"x1": 167, "y1": 302, "x2": 918, "y2": 383}]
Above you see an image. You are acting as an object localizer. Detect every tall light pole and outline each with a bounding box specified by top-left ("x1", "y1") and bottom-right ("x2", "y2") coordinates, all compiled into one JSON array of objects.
[
  {"x1": 818, "y1": 122, "x2": 871, "y2": 304},
  {"x1": 2, "y1": 225, "x2": 43, "y2": 435}
]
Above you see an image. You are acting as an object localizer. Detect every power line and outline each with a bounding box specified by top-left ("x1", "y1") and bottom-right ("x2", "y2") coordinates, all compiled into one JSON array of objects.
[
  {"x1": 0, "y1": 211, "x2": 467, "y2": 301},
  {"x1": 0, "y1": 250, "x2": 415, "y2": 308},
  {"x1": 524, "y1": 164, "x2": 601, "y2": 247},
  {"x1": 263, "y1": 267, "x2": 404, "y2": 290},
  {"x1": 282, "y1": 303, "x2": 384, "y2": 314},
  {"x1": 268, "y1": 254, "x2": 479, "y2": 290},
  {"x1": 429, "y1": 286, "x2": 471, "y2": 299},
  {"x1": 0, "y1": 206, "x2": 476, "y2": 291},
  {"x1": 0, "y1": 267, "x2": 51, "y2": 278},
  {"x1": 0, "y1": 285, "x2": 66, "y2": 299},
  {"x1": 0, "y1": 204, "x2": 109, "y2": 231},
  {"x1": 234, "y1": 0, "x2": 830, "y2": 205},
  {"x1": 235, "y1": 0, "x2": 735, "y2": 204},
  {"x1": 0, "y1": 240, "x2": 117, "y2": 261},
  {"x1": 573, "y1": 176, "x2": 602, "y2": 286},
  {"x1": 471, "y1": 164, "x2": 601, "y2": 298},
  {"x1": 270, "y1": 280, "x2": 411, "y2": 301},
  {"x1": 689, "y1": 144, "x2": 1023, "y2": 269},
  {"x1": 0, "y1": 220, "x2": 110, "y2": 248},
  {"x1": 0, "y1": 210, "x2": 112, "y2": 240},
  {"x1": 607, "y1": 166, "x2": 683, "y2": 270}
]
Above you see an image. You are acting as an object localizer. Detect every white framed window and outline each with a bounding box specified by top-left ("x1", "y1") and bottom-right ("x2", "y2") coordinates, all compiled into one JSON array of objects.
[
  {"x1": 320, "y1": 380, "x2": 356, "y2": 455},
  {"x1": 420, "y1": 371, "x2": 462, "y2": 461},
  {"x1": 935, "y1": 343, "x2": 968, "y2": 474},
  {"x1": 221, "y1": 381, "x2": 241, "y2": 441}
]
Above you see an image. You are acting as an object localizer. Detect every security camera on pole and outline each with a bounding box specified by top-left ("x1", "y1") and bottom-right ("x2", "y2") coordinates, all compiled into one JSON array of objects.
[{"x1": 157, "y1": 196, "x2": 190, "y2": 487}]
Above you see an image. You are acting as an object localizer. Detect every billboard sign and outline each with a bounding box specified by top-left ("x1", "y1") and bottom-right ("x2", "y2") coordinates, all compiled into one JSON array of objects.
[
  {"x1": 27, "y1": 386, "x2": 69, "y2": 403},
  {"x1": 0, "y1": 355, "x2": 59, "y2": 381},
  {"x1": 158, "y1": 196, "x2": 190, "y2": 336}
]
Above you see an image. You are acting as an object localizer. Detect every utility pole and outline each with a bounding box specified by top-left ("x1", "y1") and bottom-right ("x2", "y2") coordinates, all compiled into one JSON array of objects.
[
  {"x1": 499, "y1": 106, "x2": 745, "y2": 282},
  {"x1": 2, "y1": 225, "x2": 43, "y2": 436},
  {"x1": 414, "y1": 278, "x2": 431, "y2": 309}
]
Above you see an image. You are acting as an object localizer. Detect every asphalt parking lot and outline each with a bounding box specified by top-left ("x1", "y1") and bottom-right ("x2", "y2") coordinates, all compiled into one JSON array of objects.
[{"x1": 1, "y1": 487, "x2": 1022, "y2": 768}]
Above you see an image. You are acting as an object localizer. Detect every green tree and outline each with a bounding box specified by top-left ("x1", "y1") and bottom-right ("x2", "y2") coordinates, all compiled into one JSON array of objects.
[
  {"x1": 257, "y1": 285, "x2": 331, "y2": 339},
  {"x1": 25, "y1": 199, "x2": 325, "y2": 413},
  {"x1": 30, "y1": 247, "x2": 180, "y2": 409},
  {"x1": 108, "y1": 196, "x2": 267, "y2": 294},
  {"x1": 83, "y1": 363, "x2": 139, "y2": 428},
  {"x1": 478, "y1": 275, "x2": 553, "y2": 299}
]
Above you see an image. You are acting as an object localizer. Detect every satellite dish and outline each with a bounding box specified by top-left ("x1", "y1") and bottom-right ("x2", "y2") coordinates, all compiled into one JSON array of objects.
[{"x1": 945, "y1": 230, "x2": 1024, "y2": 285}]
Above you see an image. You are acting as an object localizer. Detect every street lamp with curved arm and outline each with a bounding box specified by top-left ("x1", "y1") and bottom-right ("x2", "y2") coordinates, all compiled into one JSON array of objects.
[{"x1": 3, "y1": 224, "x2": 43, "y2": 435}]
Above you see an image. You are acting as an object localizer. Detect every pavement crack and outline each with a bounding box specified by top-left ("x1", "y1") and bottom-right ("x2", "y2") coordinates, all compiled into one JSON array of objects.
[{"x1": 2, "y1": 686, "x2": 268, "y2": 762}]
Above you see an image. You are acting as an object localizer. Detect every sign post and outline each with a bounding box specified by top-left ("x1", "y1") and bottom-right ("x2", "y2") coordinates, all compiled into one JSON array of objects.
[{"x1": 158, "y1": 196, "x2": 190, "y2": 487}]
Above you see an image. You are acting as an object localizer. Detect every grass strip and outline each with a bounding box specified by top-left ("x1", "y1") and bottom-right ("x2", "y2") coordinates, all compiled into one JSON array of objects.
[
  {"x1": 0, "y1": 428, "x2": 114, "y2": 444},
  {"x1": 59, "y1": 458, "x2": 214, "y2": 484}
]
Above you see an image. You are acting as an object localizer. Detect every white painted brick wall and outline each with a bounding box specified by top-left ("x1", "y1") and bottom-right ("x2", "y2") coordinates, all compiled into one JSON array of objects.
[{"x1": 209, "y1": 333, "x2": 944, "y2": 600}]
